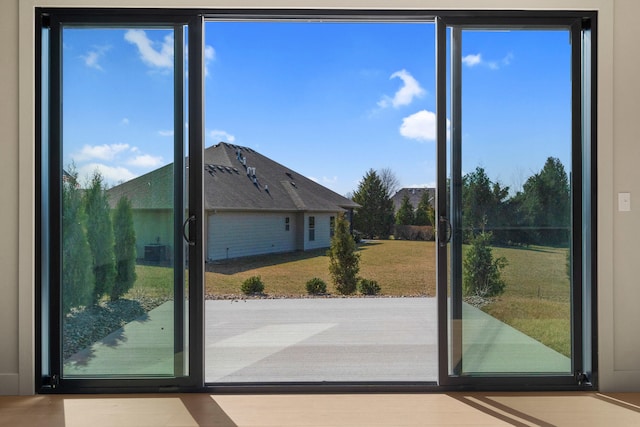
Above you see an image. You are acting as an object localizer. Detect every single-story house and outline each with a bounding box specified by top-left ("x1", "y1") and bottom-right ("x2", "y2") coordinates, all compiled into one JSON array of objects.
[
  {"x1": 391, "y1": 187, "x2": 435, "y2": 213},
  {"x1": 107, "y1": 142, "x2": 359, "y2": 262}
]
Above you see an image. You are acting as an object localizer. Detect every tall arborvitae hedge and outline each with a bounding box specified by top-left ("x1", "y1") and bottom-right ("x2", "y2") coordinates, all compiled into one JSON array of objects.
[{"x1": 111, "y1": 196, "x2": 137, "y2": 301}]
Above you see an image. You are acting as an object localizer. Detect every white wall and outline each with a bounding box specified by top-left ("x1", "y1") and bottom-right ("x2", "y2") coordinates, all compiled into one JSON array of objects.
[
  {"x1": 303, "y1": 213, "x2": 334, "y2": 251},
  {"x1": 207, "y1": 211, "x2": 297, "y2": 260},
  {"x1": 0, "y1": 0, "x2": 19, "y2": 396},
  {"x1": 4, "y1": 0, "x2": 637, "y2": 394}
]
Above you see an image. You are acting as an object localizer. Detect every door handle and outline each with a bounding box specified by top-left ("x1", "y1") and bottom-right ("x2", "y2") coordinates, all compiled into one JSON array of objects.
[
  {"x1": 439, "y1": 216, "x2": 452, "y2": 247},
  {"x1": 182, "y1": 215, "x2": 196, "y2": 246}
]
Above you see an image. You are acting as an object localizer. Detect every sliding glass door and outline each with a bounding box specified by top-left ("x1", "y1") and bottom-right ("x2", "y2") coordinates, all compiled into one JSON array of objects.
[
  {"x1": 40, "y1": 12, "x2": 203, "y2": 390},
  {"x1": 38, "y1": 9, "x2": 595, "y2": 392},
  {"x1": 436, "y1": 16, "x2": 594, "y2": 386}
]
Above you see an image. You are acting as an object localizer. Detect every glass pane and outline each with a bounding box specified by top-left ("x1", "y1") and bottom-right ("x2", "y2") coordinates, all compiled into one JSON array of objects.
[
  {"x1": 60, "y1": 26, "x2": 186, "y2": 378},
  {"x1": 204, "y1": 21, "x2": 438, "y2": 383},
  {"x1": 450, "y1": 29, "x2": 572, "y2": 375}
]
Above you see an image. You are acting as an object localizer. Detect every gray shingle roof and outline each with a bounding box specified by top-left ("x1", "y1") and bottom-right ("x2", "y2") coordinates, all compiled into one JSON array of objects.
[
  {"x1": 108, "y1": 143, "x2": 359, "y2": 213},
  {"x1": 203, "y1": 143, "x2": 358, "y2": 212},
  {"x1": 391, "y1": 187, "x2": 435, "y2": 212}
]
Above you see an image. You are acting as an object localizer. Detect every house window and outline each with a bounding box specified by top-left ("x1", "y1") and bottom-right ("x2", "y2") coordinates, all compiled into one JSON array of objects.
[
  {"x1": 309, "y1": 216, "x2": 315, "y2": 241},
  {"x1": 330, "y1": 216, "x2": 335, "y2": 238},
  {"x1": 285, "y1": 217, "x2": 290, "y2": 231}
]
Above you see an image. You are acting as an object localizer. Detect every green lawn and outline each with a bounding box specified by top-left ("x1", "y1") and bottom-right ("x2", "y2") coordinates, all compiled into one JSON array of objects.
[
  {"x1": 485, "y1": 245, "x2": 571, "y2": 357},
  {"x1": 205, "y1": 240, "x2": 436, "y2": 297},
  {"x1": 130, "y1": 241, "x2": 571, "y2": 357}
]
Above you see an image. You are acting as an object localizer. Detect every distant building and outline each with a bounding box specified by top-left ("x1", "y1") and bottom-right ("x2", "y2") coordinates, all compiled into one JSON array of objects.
[
  {"x1": 107, "y1": 143, "x2": 359, "y2": 262},
  {"x1": 390, "y1": 187, "x2": 435, "y2": 213}
]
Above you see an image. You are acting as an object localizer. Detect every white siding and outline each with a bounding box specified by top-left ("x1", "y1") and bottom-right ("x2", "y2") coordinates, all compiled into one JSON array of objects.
[
  {"x1": 207, "y1": 211, "x2": 297, "y2": 260},
  {"x1": 304, "y1": 213, "x2": 335, "y2": 251}
]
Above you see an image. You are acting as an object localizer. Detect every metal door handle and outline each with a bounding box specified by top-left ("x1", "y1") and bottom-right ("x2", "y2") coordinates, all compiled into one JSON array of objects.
[
  {"x1": 439, "y1": 216, "x2": 452, "y2": 247},
  {"x1": 182, "y1": 215, "x2": 196, "y2": 246}
]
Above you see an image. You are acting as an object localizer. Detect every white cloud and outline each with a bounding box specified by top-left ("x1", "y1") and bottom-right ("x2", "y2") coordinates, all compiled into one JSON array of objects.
[
  {"x1": 378, "y1": 69, "x2": 425, "y2": 109},
  {"x1": 399, "y1": 110, "x2": 449, "y2": 142},
  {"x1": 462, "y1": 52, "x2": 514, "y2": 70},
  {"x1": 124, "y1": 29, "x2": 173, "y2": 69},
  {"x1": 408, "y1": 182, "x2": 436, "y2": 189},
  {"x1": 127, "y1": 154, "x2": 163, "y2": 168},
  {"x1": 120, "y1": 118, "x2": 130, "y2": 125},
  {"x1": 204, "y1": 45, "x2": 215, "y2": 77},
  {"x1": 462, "y1": 53, "x2": 482, "y2": 67},
  {"x1": 158, "y1": 130, "x2": 174, "y2": 137},
  {"x1": 308, "y1": 176, "x2": 319, "y2": 183},
  {"x1": 209, "y1": 129, "x2": 236, "y2": 143},
  {"x1": 81, "y1": 45, "x2": 110, "y2": 71},
  {"x1": 78, "y1": 163, "x2": 137, "y2": 185},
  {"x1": 75, "y1": 143, "x2": 131, "y2": 161},
  {"x1": 82, "y1": 51, "x2": 102, "y2": 70},
  {"x1": 322, "y1": 176, "x2": 338, "y2": 185}
]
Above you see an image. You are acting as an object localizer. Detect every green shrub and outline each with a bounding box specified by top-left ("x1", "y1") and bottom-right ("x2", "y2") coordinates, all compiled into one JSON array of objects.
[
  {"x1": 306, "y1": 277, "x2": 327, "y2": 295},
  {"x1": 111, "y1": 196, "x2": 137, "y2": 301},
  {"x1": 328, "y1": 214, "x2": 360, "y2": 295},
  {"x1": 463, "y1": 231, "x2": 508, "y2": 298},
  {"x1": 358, "y1": 278, "x2": 381, "y2": 295},
  {"x1": 241, "y1": 276, "x2": 265, "y2": 295}
]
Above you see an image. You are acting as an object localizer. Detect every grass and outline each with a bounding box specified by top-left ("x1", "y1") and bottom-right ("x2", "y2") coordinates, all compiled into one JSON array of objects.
[
  {"x1": 127, "y1": 264, "x2": 176, "y2": 299},
  {"x1": 205, "y1": 240, "x2": 436, "y2": 297},
  {"x1": 131, "y1": 240, "x2": 571, "y2": 357},
  {"x1": 482, "y1": 245, "x2": 571, "y2": 357}
]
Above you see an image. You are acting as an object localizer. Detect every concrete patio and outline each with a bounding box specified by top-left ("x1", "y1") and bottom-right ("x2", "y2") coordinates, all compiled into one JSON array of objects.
[{"x1": 64, "y1": 298, "x2": 570, "y2": 382}]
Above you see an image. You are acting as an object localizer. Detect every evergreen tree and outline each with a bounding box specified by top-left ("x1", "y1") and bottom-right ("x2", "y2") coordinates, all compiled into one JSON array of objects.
[
  {"x1": 352, "y1": 169, "x2": 394, "y2": 239},
  {"x1": 111, "y1": 196, "x2": 137, "y2": 301},
  {"x1": 519, "y1": 157, "x2": 570, "y2": 245},
  {"x1": 83, "y1": 171, "x2": 116, "y2": 304},
  {"x1": 462, "y1": 167, "x2": 509, "y2": 242},
  {"x1": 414, "y1": 190, "x2": 435, "y2": 226},
  {"x1": 395, "y1": 194, "x2": 415, "y2": 225},
  {"x1": 62, "y1": 167, "x2": 94, "y2": 313},
  {"x1": 327, "y1": 213, "x2": 360, "y2": 295},
  {"x1": 463, "y1": 231, "x2": 508, "y2": 298}
]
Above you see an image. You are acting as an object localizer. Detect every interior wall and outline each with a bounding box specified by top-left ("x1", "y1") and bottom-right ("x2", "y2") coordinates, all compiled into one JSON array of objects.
[
  {"x1": 608, "y1": 0, "x2": 640, "y2": 391},
  {"x1": 1, "y1": 0, "x2": 634, "y2": 394},
  {"x1": 0, "y1": 0, "x2": 19, "y2": 395}
]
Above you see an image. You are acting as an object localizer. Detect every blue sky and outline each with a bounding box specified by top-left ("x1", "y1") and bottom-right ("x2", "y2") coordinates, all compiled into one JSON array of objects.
[{"x1": 62, "y1": 22, "x2": 571, "y2": 197}]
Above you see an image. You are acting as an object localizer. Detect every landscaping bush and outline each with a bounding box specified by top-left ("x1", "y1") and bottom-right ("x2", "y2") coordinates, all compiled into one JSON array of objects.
[
  {"x1": 393, "y1": 225, "x2": 434, "y2": 241},
  {"x1": 463, "y1": 231, "x2": 508, "y2": 298},
  {"x1": 328, "y1": 214, "x2": 360, "y2": 295},
  {"x1": 305, "y1": 277, "x2": 327, "y2": 295},
  {"x1": 241, "y1": 276, "x2": 265, "y2": 295},
  {"x1": 358, "y1": 278, "x2": 381, "y2": 295}
]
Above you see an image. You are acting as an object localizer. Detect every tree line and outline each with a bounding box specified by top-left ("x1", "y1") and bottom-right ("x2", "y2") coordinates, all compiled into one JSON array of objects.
[
  {"x1": 63, "y1": 168, "x2": 137, "y2": 313},
  {"x1": 349, "y1": 156, "x2": 570, "y2": 247}
]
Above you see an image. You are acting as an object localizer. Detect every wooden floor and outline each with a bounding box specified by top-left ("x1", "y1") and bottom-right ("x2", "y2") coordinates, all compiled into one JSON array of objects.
[{"x1": 1, "y1": 392, "x2": 640, "y2": 426}]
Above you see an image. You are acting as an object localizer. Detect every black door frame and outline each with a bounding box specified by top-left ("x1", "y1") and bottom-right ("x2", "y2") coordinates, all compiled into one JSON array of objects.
[
  {"x1": 36, "y1": 9, "x2": 204, "y2": 392},
  {"x1": 36, "y1": 7, "x2": 596, "y2": 393},
  {"x1": 436, "y1": 13, "x2": 598, "y2": 388}
]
